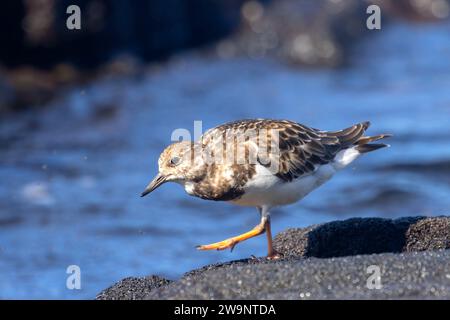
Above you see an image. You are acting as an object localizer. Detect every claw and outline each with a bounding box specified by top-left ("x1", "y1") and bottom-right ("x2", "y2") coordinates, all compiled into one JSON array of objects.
[{"x1": 266, "y1": 250, "x2": 282, "y2": 260}]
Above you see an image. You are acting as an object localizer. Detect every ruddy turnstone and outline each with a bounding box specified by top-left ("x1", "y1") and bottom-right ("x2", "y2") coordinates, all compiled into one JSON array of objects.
[{"x1": 141, "y1": 119, "x2": 391, "y2": 259}]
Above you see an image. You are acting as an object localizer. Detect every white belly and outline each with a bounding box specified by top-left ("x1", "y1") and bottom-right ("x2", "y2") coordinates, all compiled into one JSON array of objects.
[
  {"x1": 231, "y1": 147, "x2": 361, "y2": 208},
  {"x1": 231, "y1": 163, "x2": 337, "y2": 207}
]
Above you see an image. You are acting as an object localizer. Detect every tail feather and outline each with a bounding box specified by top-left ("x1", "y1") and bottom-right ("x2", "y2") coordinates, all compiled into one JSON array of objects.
[
  {"x1": 355, "y1": 143, "x2": 390, "y2": 153},
  {"x1": 325, "y1": 121, "x2": 392, "y2": 154},
  {"x1": 355, "y1": 133, "x2": 392, "y2": 153},
  {"x1": 356, "y1": 134, "x2": 392, "y2": 146},
  {"x1": 325, "y1": 121, "x2": 371, "y2": 147},
  {"x1": 331, "y1": 122, "x2": 391, "y2": 169}
]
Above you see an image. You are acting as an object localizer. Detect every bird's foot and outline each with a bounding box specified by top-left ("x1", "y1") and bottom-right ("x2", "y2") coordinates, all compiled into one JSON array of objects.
[
  {"x1": 266, "y1": 250, "x2": 282, "y2": 260},
  {"x1": 196, "y1": 238, "x2": 239, "y2": 252},
  {"x1": 197, "y1": 223, "x2": 266, "y2": 252}
]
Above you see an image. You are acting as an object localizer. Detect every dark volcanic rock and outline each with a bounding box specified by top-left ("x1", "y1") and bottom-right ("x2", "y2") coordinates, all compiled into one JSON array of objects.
[
  {"x1": 146, "y1": 250, "x2": 450, "y2": 299},
  {"x1": 273, "y1": 216, "x2": 450, "y2": 258},
  {"x1": 225, "y1": 0, "x2": 450, "y2": 68},
  {"x1": 227, "y1": 0, "x2": 369, "y2": 67},
  {"x1": 96, "y1": 216, "x2": 450, "y2": 300},
  {"x1": 96, "y1": 275, "x2": 171, "y2": 300},
  {"x1": 405, "y1": 217, "x2": 450, "y2": 252}
]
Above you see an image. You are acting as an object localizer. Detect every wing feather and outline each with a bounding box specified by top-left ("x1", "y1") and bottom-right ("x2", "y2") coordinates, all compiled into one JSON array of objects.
[{"x1": 199, "y1": 119, "x2": 371, "y2": 183}]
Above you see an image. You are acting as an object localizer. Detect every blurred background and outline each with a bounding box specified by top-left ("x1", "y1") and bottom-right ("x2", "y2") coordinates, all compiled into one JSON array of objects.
[{"x1": 0, "y1": 0, "x2": 450, "y2": 299}]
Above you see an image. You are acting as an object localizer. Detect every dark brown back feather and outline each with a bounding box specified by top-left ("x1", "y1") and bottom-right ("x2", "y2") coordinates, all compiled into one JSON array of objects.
[{"x1": 200, "y1": 119, "x2": 389, "y2": 184}]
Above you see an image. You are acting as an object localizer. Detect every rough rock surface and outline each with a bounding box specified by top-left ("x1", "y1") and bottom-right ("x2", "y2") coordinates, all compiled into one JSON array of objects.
[
  {"x1": 96, "y1": 275, "x2": 171, "y2": 300},
  {"x1": 96, "y1": 216, "x2": 450, "y2": 300},
  {"x1": 273, "y1": 216, "x2": 450, "y2": 258},
  {"x1": 146, "y1": 250, "x2": 450, "y2": 299}
]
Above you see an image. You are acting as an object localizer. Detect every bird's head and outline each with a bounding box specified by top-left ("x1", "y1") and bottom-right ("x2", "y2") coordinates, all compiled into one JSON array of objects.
[{"x1": 141, "y1": 141, "x2": 204, "y2": 197}]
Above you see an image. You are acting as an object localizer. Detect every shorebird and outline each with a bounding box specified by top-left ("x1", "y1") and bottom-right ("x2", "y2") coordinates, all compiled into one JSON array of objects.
[{"x1": 141, "y1": 119, "x2": 391, "y2": 259}]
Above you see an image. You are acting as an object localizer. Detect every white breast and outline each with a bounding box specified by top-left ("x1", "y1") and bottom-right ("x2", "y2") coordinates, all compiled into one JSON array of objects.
[{"x1": 183, "y1": 181, "x2": 196, "y2": 195}]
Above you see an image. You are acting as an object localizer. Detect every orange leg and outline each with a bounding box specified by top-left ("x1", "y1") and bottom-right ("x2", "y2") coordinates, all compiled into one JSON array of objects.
[
  {"x1": 196, "y1": 218, "x2": 266, "y2": 252},
  {"x1": 197, "y1": 216, "x2": 282, "y2": 259},
  {"x1": 265, "y1": 217, "x2": 281, "y2": 260}
]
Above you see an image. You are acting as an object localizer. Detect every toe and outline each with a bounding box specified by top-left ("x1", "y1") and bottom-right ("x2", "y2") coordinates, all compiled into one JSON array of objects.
[
  {"x1": 266, "y1": 251, "x2": 283, "y2": 260},
  {"x1": 196, "y1": 239, "x2": 237, "y2": 251}
]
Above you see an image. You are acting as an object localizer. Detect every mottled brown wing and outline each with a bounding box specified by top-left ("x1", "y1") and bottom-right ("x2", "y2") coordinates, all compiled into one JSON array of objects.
[
  {"x1": 200, "y1": 119, "x2": 370, "y2": 182},
  {"x1": 272, "y1": 121, "x2": 370, "y2": 181},
  {"x1": 200, "y1": 119, "x2": 279, "y2": 164}
]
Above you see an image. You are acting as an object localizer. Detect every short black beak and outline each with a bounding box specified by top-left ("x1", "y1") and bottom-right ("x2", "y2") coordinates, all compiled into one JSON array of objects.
[{"x1": 141, "y1": 174, "x2": 167, "y2": 197}]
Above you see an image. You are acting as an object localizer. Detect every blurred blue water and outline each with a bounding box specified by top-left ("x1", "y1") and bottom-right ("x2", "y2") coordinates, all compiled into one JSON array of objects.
[{"x1": 1, "y1": 21, "x2": 450, "y2": 299}]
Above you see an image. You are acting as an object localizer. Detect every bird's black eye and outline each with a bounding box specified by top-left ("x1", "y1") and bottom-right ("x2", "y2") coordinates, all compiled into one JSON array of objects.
[{"x1": 170, "y1": 156, "x2": 181, "y2": 166}]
